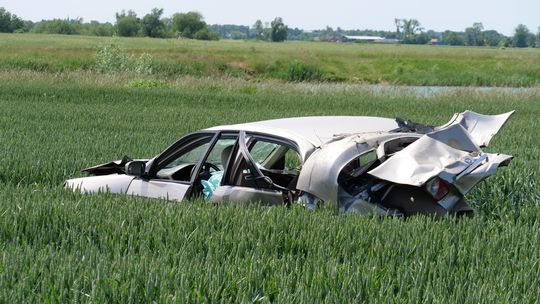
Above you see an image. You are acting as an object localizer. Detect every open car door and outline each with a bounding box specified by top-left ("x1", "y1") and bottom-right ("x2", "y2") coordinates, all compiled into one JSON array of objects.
[{"x1": 210, "y1": 131, "x2": 296, "y2": 205}]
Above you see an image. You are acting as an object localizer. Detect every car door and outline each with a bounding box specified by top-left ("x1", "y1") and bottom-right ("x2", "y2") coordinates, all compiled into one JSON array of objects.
[
  {"x1": 126, "y1": 132, "x2": 215, "y2": 201},
  {"x1": 211, "y1": 131, "x2": 302, "y2": 205}
]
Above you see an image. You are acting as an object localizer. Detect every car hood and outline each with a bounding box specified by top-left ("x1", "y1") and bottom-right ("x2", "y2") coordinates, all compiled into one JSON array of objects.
[{"x1": 65, "y1": 155, "x2": 148, "y2": 194}]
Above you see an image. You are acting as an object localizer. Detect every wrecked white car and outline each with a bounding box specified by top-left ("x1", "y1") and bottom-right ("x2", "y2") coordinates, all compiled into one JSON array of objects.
[{"x1": 65, "y1": 111, "x2": 514, "y2": 217}]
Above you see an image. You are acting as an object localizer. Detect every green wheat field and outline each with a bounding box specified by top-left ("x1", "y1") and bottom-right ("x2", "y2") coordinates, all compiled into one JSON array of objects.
[{"x1": 0, "y1": 34, "x2": 539, "y2": 302}]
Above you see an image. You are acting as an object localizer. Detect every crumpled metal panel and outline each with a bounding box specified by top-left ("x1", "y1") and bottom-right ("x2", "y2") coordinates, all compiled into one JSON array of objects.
[
  {"x1": 368, "y1": 120, "x2": 513, "y2": 194},
  {"x1": 440, "y1": 110, "x2": 514, "y2": 147},
  {"x1": 368, "y1": 124, "x2": 481, "y2": 187},
  {"x1": 452, "y1": 153, "x2": 513, "y2": 194}
]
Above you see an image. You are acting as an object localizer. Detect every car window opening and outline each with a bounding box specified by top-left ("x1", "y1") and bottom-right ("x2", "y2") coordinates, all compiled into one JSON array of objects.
[
  {"x1": 155, "y1": 136, "x2": 213, "y2": 182},
  {"x1": 196, "y1": 137, "x2": 237, "y2": 199},
  {"x1": 234, "y1": 139, "x2": 302, "y2": 192}
]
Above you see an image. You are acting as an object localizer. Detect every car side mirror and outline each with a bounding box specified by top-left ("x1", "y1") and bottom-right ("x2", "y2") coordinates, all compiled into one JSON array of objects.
[{"x1": 125, "y1": 161, "x2": 146, "y2": 177}]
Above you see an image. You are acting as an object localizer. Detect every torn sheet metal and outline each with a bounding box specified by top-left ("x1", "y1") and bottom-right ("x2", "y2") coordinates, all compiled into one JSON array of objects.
[
  {"x1": 368, "y1": 123, "x2": 512, "y2": 195},
  {"x1": 452, "y1": 153, "x2": 512, "y2": 194},
  {"x1": 82, "y1": 156, "x2": 150, "y2": 176},
  {"x1": 82, "y1": 155, "x2": 133, "y2": 175},
  {"x1": 439, "y1": 110, "x2": 514, "y2": 147},
  {"x1": 368, "y1": 124, "x2": 478, "y2": 186}
]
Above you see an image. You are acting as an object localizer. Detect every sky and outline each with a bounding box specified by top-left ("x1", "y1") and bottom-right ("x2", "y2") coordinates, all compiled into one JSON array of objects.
[{"x1": 2, "y1": 0, "x2": 538, "y2": 36}]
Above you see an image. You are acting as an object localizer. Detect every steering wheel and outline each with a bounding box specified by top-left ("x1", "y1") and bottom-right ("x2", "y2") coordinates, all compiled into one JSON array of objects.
[{"x1": 198, "y1": 162, "x2": 220, "y2": 181}]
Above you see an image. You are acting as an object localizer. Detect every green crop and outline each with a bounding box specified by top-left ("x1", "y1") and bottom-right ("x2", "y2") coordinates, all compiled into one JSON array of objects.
[{"x1": 0, "y1": 35, "x2": 539, "y2": 302}]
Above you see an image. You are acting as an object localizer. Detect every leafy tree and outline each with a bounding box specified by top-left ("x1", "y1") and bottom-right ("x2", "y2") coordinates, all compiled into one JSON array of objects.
[
  {"x1": 537, "y1": 27, "x2": 540, "y2": 48},
  {"x1": 465, "y1": 22, "x2": 484, "y2": 46},
  {"x1": 21, "y1": 20, "x2": 34, "y2": 32},
  {"x1": 513, "y1": 24, "x2": 530, "y2": 47},
  {"x1": 502, "y1": 37, "x2": 512, "y2": 47},
  {"x1": 80, "y1": 21, "x2": 114, "y2": 36},
  {"x1": 208, "y1": 24, "x2": 250, "y2": 39},
  {"x1": 141, "y1": 8, "x2": 165, "y2": 38},
  {"x1": 482, "y1": 30, "x2": 504, "y2": 46},
  {"x1": 394, "y1": 18, "x2": 401, "y2": 40},
  {"x1": 115, "y1": 10, "x2": 140, "y2": 37},
  {"x1": 320, "y1": 26, "x2": 336, "y2": 41},
  {"x1": 384, "y1": 32, "x2": 398, "y2": 39},
  {"x1": 263, "y1": 22, "x2": 272, "y2": 40},
  {"x1": 193, "y1": 27, "x2": 219, "y2": 40},
  {"x1": 252, "y1": 20, "x2": 264, "y2": 40},
  {"x1": 32, "y1": 19, "x2": 79, "y2": 34},
  {"x1": 172, "y1": 11, "x2": 205, "y2": 38},
  {"x1": 442, "y1": 31, "x2": 466, "y2": 45},
  {"x1": 270, "y1": 17, "x2": 287, "y2": 42},
  {"x1": 160, "y1": 17, "x2": 174, "y2": 37},
  {"x1": 395, "y1": 19, "x2": 423, "y2": 43},
  {"x1": 324, "y1": 26, "x2": 334, "y2": 36},
  {"x1": 0, "y1": 7, "x2": 24, "y2": 32},
  {"x1": 412, "y1": 32, "x2": 430, "y2": 44},
  {"x1": 229, "y1": 31, "x2": 246, "y2": 40},
  {"x1": 0, "y1": 8, "x2": 11, "y2": 32},
  {"x1": 527, "y1": 32, "x2": 536, "y2": 47},
  {"x1": 286, "y1": 27, "x2": 304, "y2": 40},
  {"x1": 404, "y1": 19, "x2": 422, "y2": 40},
  {"x1": 171, "y1": 12, "x2": 218, "y2": 40},
  {"x1": 425, "y1": 30, "x2": 441, "y2": 40}
]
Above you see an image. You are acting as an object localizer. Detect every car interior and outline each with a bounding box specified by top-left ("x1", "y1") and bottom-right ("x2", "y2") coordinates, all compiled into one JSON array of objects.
[
  {"x1": 338, "y1": 137, "x2": 421, "y2": 211},
  {"x1": 232, "y1": 139, "x2": 301, "y2": 191}
]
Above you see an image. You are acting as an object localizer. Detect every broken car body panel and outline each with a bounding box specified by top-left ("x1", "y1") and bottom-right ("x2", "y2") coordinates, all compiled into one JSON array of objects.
[
  {"x1": 368, "y1": 115, "x2": 513, "y2": 194},
  {"x1": 439, "y1": 110, "x2": 514, "y2": 147}
]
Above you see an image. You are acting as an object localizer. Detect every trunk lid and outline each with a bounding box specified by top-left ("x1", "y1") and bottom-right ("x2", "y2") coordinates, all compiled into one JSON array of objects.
[{"x1": 368, "y1": 111, "x2": 514, "y2": 194}]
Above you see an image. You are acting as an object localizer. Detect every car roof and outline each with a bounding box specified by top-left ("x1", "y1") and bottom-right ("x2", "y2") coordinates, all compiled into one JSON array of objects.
[{"x1": 206, "y1": 116, "x2": 399, "y2": 159}]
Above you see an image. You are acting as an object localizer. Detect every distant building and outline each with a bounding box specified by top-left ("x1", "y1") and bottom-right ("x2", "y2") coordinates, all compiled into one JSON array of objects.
[
  {"x1": 342, "y1": 35, "x2": 384, "y2": 42},
  {"x1": 428, "y1": 38, "x2": 445, "y2": 45},
  {"x1": 378, "y1": 38, "x2": 400, "y2": 44},
  {"x1": 340, "y1": 35, "x2": 399, "y2": 44}
]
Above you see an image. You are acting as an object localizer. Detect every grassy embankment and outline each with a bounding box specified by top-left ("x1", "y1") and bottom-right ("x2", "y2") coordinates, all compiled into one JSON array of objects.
[
  {"x1": 1, "y1": 33, "x2": 540, "y2": 86},
  {"x1": 0, "y1": 70, "x2": 539, "y2": 302}
]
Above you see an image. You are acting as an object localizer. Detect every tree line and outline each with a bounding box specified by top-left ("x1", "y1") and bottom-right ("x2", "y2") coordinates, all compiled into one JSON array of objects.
[
  {"x1": 1, "y1": 7, "x2": 539, "y2": 47},
  {"x1": 0, "y1": 7, "x2": 220, "y2": 40}
]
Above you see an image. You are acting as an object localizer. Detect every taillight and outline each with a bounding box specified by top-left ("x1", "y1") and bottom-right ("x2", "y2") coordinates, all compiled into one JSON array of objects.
[{"x1": 426, "y1": 178, "x2": 450, "y2": 201}]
